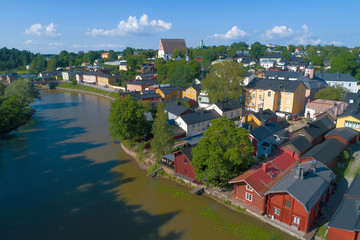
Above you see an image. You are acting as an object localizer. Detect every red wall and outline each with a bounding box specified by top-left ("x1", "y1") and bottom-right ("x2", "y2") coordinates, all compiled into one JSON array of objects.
[
  {"x1": 234, "y1": 182, "x2": 266, "y2": 212},
  {"x1": 328, "y1": 227, "x2": 357, "y2": 240},
  {"x1": 174, "y1": 151, "x2": 196, "y2": 181}
]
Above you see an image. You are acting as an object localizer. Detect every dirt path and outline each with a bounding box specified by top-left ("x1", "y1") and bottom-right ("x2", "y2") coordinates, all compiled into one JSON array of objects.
[{"x1": 347, "y1": 147, "x2": 360, "y2": 183}]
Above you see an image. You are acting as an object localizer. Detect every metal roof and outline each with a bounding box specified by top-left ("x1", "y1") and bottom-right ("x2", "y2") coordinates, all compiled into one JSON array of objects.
[
  {"x1": 246, "y1": 78, "x2": 303, "y2": 93},
  {"x1": 315, "y1": 72, "x2": 358, "y2": 82},
  {"x1": 178, "y1": 109, "x2": 221, "y2": 125}
]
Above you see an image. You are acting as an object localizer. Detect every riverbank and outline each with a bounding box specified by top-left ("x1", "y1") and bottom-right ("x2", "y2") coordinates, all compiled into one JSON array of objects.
[
  {"x1": 0, "y1": 102, "x2": 35, "y2": 136},
  {"x1": 57, "y1": 83, "x2": 118, "y2": 100}
]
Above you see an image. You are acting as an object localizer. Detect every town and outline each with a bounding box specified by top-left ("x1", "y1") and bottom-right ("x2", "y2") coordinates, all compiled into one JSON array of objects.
[{"x1": 1, "y1": 38, "x2": 360, "y2": 240}]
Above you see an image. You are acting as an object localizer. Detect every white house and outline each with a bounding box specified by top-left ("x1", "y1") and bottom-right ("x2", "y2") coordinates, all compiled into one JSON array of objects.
[
  {"x1": 315, "y1": 72, "x2": 358, "y2": 93},
  {"x1": 158, "y1": 39, "x2": 188, "y2": 61},
  {"x1": 198, "y1": 90, "x2": 210, "y2": 108},
  {"x1": 205, "y1": 100, "x2": 242, "y2": 119}
]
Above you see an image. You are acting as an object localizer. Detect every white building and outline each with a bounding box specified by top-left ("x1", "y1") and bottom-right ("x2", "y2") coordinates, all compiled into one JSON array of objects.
[{"x1": 158, "y1": 39, "x2": 188, "y2": 61}]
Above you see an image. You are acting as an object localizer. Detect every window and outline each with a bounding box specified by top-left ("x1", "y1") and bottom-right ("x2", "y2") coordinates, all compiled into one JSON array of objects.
[
  {"x1": 349, "y1": 83, "x2": 352, "y2": 87},
  {"x1": 285, "y1": 108, "x2": 290, "y2": 112},
  {"x1": 245, "y1": 192, "x2": 253, "y2": 202},
  {"x1": 252, "y1": 94, "x2": 255, "y2": 98},
  {"x1": 184, "y1": 158, "x2": 188, "y2": 164},
  {"x1": 193, "y1": 97, "x2": 196, "y2": 100},
  {"x1": 268, "y1": 91, "x2": 271, "y2": 97},
  {"x1": 187, "y1": 89, "x2": 189, "y2": 93},
  {"x1": 285, "y1": 199, "x2": 292, "y2": 208},
  {"x1": 345, "y1": 120, "x2": 360, "y2": 129},
  {"x1": 293, "y1": 216, "x2": 300, "y2": 225},
  {"x1": 252, "y1": 103, "x2": 254, "y2": 107},
  {"x1": 274, "y1": 208, "x2": 280, "y2": 215},
  {"x1": 231, "y1": 112, "x2": 234, "y2": 117},
  {"x1": 259, "y1": 95, "x2": 262, "y2": 100},
  {"x1": 286, "y1": 98, "x2": 290, "y2": 104},
  {"x1": 247, "y1": 93, "x2": 250, "y2": 98},
  {"x1": 197, "y1": 123, "x2": 200, "y2": 127},
  {"x1": 299, "y1": 132, "x2": 305, "y2": 136},
  {"x1": 193, "y1": 90, "x2": 195, "y2": 94},
  {"x1": 246, "y1": 184, "x2": 253, "y2": 191}
]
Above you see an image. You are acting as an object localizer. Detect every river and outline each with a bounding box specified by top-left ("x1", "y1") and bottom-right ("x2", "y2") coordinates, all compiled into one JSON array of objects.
[{"x1": 0, "y1": 89, "x2": 295, "y2": 240}]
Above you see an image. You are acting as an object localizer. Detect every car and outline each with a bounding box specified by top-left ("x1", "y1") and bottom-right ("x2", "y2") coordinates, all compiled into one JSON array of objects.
[{"x1": 292, "y1": 116, "x2": 300, "y2": 121}]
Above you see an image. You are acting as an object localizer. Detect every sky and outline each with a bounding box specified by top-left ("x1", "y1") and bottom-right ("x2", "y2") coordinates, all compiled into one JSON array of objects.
[{"x1": 1, "y1": 0, "x2": 359, "y2": 54}]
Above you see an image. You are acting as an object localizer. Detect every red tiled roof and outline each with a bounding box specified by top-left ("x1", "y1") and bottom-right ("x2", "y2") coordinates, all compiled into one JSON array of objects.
[{"x1": 229, "y1": 150, "x2": 298, "y2": 196}]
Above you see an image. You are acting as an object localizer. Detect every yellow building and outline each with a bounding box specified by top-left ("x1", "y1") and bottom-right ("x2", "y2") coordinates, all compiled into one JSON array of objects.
[
  {"x1": 245, "y1": 78, "x2": 306, "y2": 114},
  {"x1": 97, "y1": 75, "x2": 117, "y2": 86},
  {"x1": 101, "y1": 52, "x2": 110, "y2": 59},
  {"x1": 183, "y1": 85, "x2": 201, "y2": 101},
  {"x1": 156, "y1": 86, "x2": 183, "y2": 101},
  {"x1": 336, "y1": 113, "x2": 360, "y2": 131}
]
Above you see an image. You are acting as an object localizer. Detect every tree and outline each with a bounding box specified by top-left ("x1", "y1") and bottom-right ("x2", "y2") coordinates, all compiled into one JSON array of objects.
[
  {"x1": 29, "y1": 53, "x2": 47, "y2": 74},
  {"x1": 151, "y1": 103, "x2": 174, "y2": 160},
  {"x1": 47, "y1": 58, "x2": 58, "y2": 72},
  {"x1": 192, "y1": 117, "x2": 254, "y2": 187},
  {"x1": 352, "y1": 47, "x2": 360, "y2": 58},
  {"x1": 311, "y1": 55, "x2": 324, "y2": 67},
  {"x1": 108, "y1": 96, "x2": 149, "y2": 142},
  {"x1": 314, "y1": 86, "x2": 346, "y2": 101},
  {"x1": 4, "y1": 79, "x2": 40, "y2": 105},
  {"x1": 0, "y1": 83, "x2": 5, "y2": 96},
  {"x1": 202, "y1": 61, "x2": 245, "y2": 102},
  {"x1": 249, "y1": 42, "x2": 267, "y2": 60},
  {"x1": 328, "y1": 52, "x2": 359, "y2": 76},
  {"x1": 281, "y1": 51, "x2": 291, "y2": 61},
  {"x1": 288, "y1": 44, "x2": 296, "y2": 53}
]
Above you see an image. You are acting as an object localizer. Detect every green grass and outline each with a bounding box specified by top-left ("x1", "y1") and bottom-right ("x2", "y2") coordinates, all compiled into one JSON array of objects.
[
  {"x1": 57, "y1": 83, "x2": 119, "y2": 99},
  {"x1": 0, "y1": 69, "x2": 30, "y2": 74},
  {"x1": 316, "y1": 224, "x2": 328, "y2": 239},
  {"x1": 332, "y1": 150, "x2": 354, "y2": 182}
]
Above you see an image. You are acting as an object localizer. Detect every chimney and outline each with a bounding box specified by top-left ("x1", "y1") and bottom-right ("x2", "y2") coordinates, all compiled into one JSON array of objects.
[
  {"x1": 295, "y1": 167, "x2": 304, "y2": 179},
  {"x1": 262, "y1": 163, "x2": 267, "y2": 172},
  {"x1": 310, "y1": 161, "x2": 317, "y2": 173}
]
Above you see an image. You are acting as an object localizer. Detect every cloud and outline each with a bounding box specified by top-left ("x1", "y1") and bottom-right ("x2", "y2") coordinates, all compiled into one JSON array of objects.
[
  {"x1": 48, "y1": 42, "x2": 64, "y2": 46},
  {"x1": 329, "y1": 41, "x2": 342, "y2": 46},
  {"x1": 210, "y1": 26, "x2": 249, "y2": 40},
  {"x1": 265, "y1": 25, "x2": 294, "y2": 39},
  {"x1": 24, "y1": 40, "x2": 34, "y2": 45},
  {"x1": 25, "y1": 23, "x2": 60, "y2": 37},
  {"x1": 293, "y1": 24, "x2": 323, "y2": 45},
  {"x1": 87, "y1": 14, "x2": 171, "y2": 37},
  {"x1": 72, "y1": 43, "x2": 124, "y2": 49}
]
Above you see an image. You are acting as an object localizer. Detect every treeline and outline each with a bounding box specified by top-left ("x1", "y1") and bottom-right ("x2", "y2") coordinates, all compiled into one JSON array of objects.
[
  {"x1": 0, "y1": 79, "x2": 40, "y2": 135},
  {"x1": 0, "y1": 48, "x2": 34, "y2": 71}
]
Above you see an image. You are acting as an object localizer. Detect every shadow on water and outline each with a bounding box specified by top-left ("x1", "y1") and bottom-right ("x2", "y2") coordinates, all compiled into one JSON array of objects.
[
  {"x1": 0, "y1": 105, "x2": 183, "y2": 240},
  {"x1": 34, "y1": 102, "x2": 81, "y2": 110}
]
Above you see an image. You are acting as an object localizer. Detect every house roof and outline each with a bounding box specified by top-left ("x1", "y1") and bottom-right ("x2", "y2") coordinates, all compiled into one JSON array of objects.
[
  {"x1": 299, "y1": 116, "x2": 335, "y2": 139},
  {"x1": 325, "y1": 127, "x2": 358, "y2": 142},
  {"x1": 250, "y1": 122, "x2": 283, "y2": 141},
  {"x1": 159, "y1": 39, "x2": 188, "y2": 55},
  {"x1": 213, "y1": 100, "x2": 242, "y2": 112},
  {"x1": 343, "y1": 92, "x2": 360, "y2": 104},
  {"x1": 266, "y1": 161, "x2": 335, "y2": 212},
  {"x1": 179, "y1": 133, "x2": 204, "y2": 146},
  {"x1": 229, "y1": 149, "x2": 299, "y2": 196},
  {"x1": 178, "y1": 109, "x2": 221, "y2": 125},
  {"x1": 315, "y1": 72, "x2": 358, "y2": 82},
  {"x1": 127, "y1": 80, "x2": 158, "y2": 86},
  {"x1": 253, "y1": 109, "x2": 277, "y2": 122},
  {"x1": 260, "y1": 54, "x2": 284, "y2": 59},
  {"x1": 297, "y1": 76, "x2": 328, "y2": 90},
  {"x1": 264, "y1": 71, "x2": 302, "y2": 79},
  {"x1": 179, "y1": 144, "x2": 194, "y2": 161},
  {"x1": 301, "y1": 138, "x2": 346, "y2": 165},
  {"x1": 339, "y1": 98, "x2": 360, "y2": 120},
  {"x1": 246, "y1": 78, "x2": 303, "y2": 93},
  {"x1": 306, "y1": 99, "x2": 348, "y2": 117},
  {"x1": 162, "y1": 153, "x2": 174, "y2": 162},
  {"x1": 328, "y1": 174, "x2": 360, "y2": 231},
  {"x1": 164, "y1": 102, "x2": 190, "y2": 116},
  {"x1": 158, "y1": 86, "x2": 183, "y2": 94},
  {"x1": 281, "y1": 136, "x2": 312, "y2": 154}
]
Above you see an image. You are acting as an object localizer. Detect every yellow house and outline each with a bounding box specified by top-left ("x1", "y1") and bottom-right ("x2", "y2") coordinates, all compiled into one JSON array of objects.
[
  {"x1": 101, "y1": 52, "x2": 110, "y2": 59},
  {"x1": 156, "y1": 86, "x2": 183, "y2": 101},
  {"x1": 336, "y1": 113, "x2": 360, "y2": 131},
  {"x1": 183, "y1": 85, "x2": 201, "y2": 101},
  {"x1": 97, "y1": 75, "x2": 117, "y2": 86},
  {"x1": 245, "y1": 78, "x2": 306, "y2": 114},
  {"x1": 242, "y1": 109, "x2": 277, "y2": 130}
]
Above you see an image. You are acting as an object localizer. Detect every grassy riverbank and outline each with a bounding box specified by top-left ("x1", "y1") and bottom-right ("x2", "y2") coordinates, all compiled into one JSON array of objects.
[{"x1": 57, "y1": 83, "x2": 119, "y2": 99}]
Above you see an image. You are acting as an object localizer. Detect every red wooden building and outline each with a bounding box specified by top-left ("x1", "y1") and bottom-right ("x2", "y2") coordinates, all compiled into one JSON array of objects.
[
  {"x1": 265, "y1": 161, "x2": 335, "y2": 232},
  {"x1": 173, "y1": 145, "x2": 197, "y2": 182},
  {"x1": 229, "y1": 149, "x2": 299, "y2": 213},
  {"x1": 325, "y1": 127, "x2": 358, "y2": 146}
]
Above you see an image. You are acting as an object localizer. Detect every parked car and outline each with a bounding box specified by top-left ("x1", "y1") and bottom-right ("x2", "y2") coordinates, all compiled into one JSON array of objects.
[{"x1": 292, "y1": 116, "x2": 300, "y2": 121}]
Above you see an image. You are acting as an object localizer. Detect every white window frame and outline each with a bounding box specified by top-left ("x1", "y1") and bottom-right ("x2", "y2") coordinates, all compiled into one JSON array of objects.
[
  {"x1": 293, "y1": 216, "x2": 300, "y2": 225},
  {"x1": 246, "y1": 184, "x2": 253, "y2": 191},
  {"x1": 274, "y1": 208, "x2": 280, "y2": 215},
  {"x1": 245, "y1": 192, "x2": 253, "y2": 202},
  {"x1": 286, "y1": 98, "x2": 291, "y2": 104}
]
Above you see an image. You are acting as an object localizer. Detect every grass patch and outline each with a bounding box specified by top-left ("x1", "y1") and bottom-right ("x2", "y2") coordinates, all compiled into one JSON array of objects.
[
  {"x1": 332, "y1": 150, "x2": 354, "y2": 182},
  {"x1": 57, "y1": 82, "x2": 119, "y2": 99},
  {"x1": 316, "y1": 224, "x2": 328, "y2": 239},
  {"x1": 0, "y1": 69, "x2": 30, "y2": 74},
  {"x1": 147, "y1": 163, "x2": 160, "y2": 174}
]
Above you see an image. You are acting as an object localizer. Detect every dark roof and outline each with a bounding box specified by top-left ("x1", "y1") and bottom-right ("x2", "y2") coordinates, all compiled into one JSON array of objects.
[
  {"x1": 301, "y1": 138, "x2": 346, "y2": 165},
  {"x1": 128, "y1": 80, "x2": 158, "y2": 86},
  {"x1": 343, "y1": 92, "x2": 360, "y2": 104},
  {"x1": 328, "y1": 174, "x2": 360, "y2": 231},
  {"x1": 162, "y1": 154, "x2": 174, "y2": 162},
  {"x1": 339, "y1": 99, "x2": 360, "y2": 119},
  {"x1": 164, "y1": 102, "x2": 190, "y2": 116},
  {"x1": 260, "y1": 54, "x2": 284, "y2": 59},
  {"x1": 325, "y1": 128, "x2": 359, "y2": 142},
  {"x1": 315, "y1": 72, "x2": 358, "y2": 82},
  {"x1": 180, "y1": 144, "x2": 194, "y2": 161},
  {"x1": 297, "y1": 76, "x2": 328, "y2": 90},
  {"x1": 282, "y1": 136, "x2": 312, "y2": 153},
  {"x1": 179, "y1": 133, "x2": 204, "y2": 146},
  {"x1": 253, "y1": 109, "x2": 277, "y2": 122},
  {"x1": 246, "y1": 78, "x2": 303, "y2": 93},
  {"x1": 179, "y1": 109, "x2": 221, "y2": 125},
  {"x1": 250, "y1": 122, "x2": 283, "y2": 141},
  {"x1": 158, "y1": 86, "x2": 183, "y2": 94},
  {"x1": 266, "y1": 161, "x2": 335, "y2": 212},
  {"x1": 82, "y1": 72, "x2": 104, "y2": 76},
  {"x1": 160, "y1": 39, "x2": 188, "y2": 54},
  {"x1": 191, "y1": 84, "x2": 201, "y2": 91},
  {"x1": 300, "y1": 116, "x2": 335, "y2": 139},
  {"x1": 264, "y1": 71, "x2": 302, "y2": 79},
  {"x1": 213, "y1": 100, "x2": 242, "y2": 112}
]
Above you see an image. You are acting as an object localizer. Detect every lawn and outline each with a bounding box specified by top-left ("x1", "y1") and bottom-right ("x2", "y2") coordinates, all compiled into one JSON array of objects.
[
  {"x1": 316, "y1": 224, "x2": 328, "y2": 239},
  {"x1": 332, "y1": 150, "x2": 354, "y2": 182},
  {"x1": 57, "y1": 83, "x2": 119, "y2": 99},
  {"x1": 0, "y1": 69, "x2": 30, "y2": 74}
]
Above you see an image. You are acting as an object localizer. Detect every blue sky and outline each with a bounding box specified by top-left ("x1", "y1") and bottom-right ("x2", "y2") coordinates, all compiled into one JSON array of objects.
[{"x1": 1, "y1": 0, "x2": 359, "y2": 54}]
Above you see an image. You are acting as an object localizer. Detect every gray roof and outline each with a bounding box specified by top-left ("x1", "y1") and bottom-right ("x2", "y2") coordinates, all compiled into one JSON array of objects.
[
  {"x1": 297, "y1": 76, "x2": 328, "y2": 90},
  {"x1": 253, "y1": 109, "x2": 277, "y2": 122},
  {"x1": 180, "y1": 144, "x2": 194, "y2": 161},
  {"x1": 315, "y1": 72, "x2": 358, "y2": 82},
  {"x1": 282, "y1": 136, "x2": 312, "y2": 154},
  {"x1": 343, "y1": 92, "x2": 360, "y2": 104},
  {"x1": 214, "y1": 100, "x2": 242, "y2": 112},
  {"x1": 300, "y1": 116, "x2": 335, "y2": 139},
  {"x1": 164, "y1": 102, "x2": 190, "y2": 116},
  {"x1": 339, "y1": 99, "x2": 360, "y2": 119},
  {"x1": 266, "y1": 161, "x2": 335, "y2": 213},
  {"x1": 264, "y1": 71, "x2": 302, "y2": 79},
  {"x1": 127, "y1": 80, "x2": 158, "y2": 86},
  {"x1": 162, "y1": 154, "x2": 175, "y2": 162},
  {"x1": 179, "y1": 133, "x2": 204, "y2": 146},
  {"x1": 158, "y1": 86, "x2": 183, "y2": 94},
  {"x1": 179, "y1": 109, "x2": 221, "y2": 125},
  {"x1": 301, "y1": 138, "x2": 346, "y2": 165},
  {"x1": 328, "y1": 174, "x2": 360, "y2": 231},
  {"x1": 246, "y1": 78, "x2": 303, "y2": 93},
  {"x1": 325, "y1": 127, "x2": 358, "y2": 142},
  {"x1": 160, "y1": 39, "x2": 188, "y2": 54},
  {"x1": 250, "y1": 122, "x2": 283, "y2": 141}
]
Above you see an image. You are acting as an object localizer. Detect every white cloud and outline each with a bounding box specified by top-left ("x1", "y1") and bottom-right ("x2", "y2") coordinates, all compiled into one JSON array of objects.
[
  {"x1": 329, "y1": 41, "x2": 342, "y2": 46},
  {"x1": 48, "y1": 42, "x2": 64, "y2": 46},
  {"x1": 24, "y1": 40, "x2": 34, "y2": 45},
  {"x1": 265, "y1": 25, "x2": 294, "y2": 39},
  {"x1": 25, "y1": 23, "x2": 60, "y2": 37},
  {"x1": 293, "y1": 24, "x2": 323, "y2": 45},
  {"x1": 88, "y1": 14, "x2": 171, "y2": 37},
  {"x1": 72, "y1": 43, "x2": 124, "y2": 49},
  {"x1": 210, "y1": 26, "x2": 249, "y2": 40}
]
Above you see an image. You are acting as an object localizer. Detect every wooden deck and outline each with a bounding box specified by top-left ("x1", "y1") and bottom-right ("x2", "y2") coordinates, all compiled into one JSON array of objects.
[
  {"x1": 146, "y1": 167, "x2": 163, "y2": 177},
  {"x1": 190, "y1": 186, "x2": 205, "y2": 194}
]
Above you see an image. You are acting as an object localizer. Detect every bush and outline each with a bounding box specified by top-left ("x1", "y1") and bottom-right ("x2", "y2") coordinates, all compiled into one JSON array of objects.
[{"x1": 71, "y1": 79, "x2": 77, "y2": 86}]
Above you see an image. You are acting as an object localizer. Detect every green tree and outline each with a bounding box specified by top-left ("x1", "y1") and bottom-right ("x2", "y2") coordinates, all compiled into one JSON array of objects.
[
  {"x1": 29, "y1": 53, "x2": 47, "y2": 74},
  {"x1": 328, "y1": 51, "x2": 359, "y2": 76},
  {"x1": 108, "y1": 95, "x2": 149, "y2": 142},
  {"x1": 47, "y1": 58, "x2": 58, "y2": 72},
  {"x1": 311, "y1": 55, "x2": 324, "y2": 67},
  {"x1": 352, "y1": 47, "x2": 360, "y2": 58},
  {"x1": 288, "y1": 44, "x2": 296, "y2": 53},
  {"x1": 151, "y1": 103, "x2": 174, "y2": 160},
  {"x1": 192, "y1": 117, "x2": 254, "y2": 187},
  {"x1": 281, "y1": 51, "x2": 291, "y2": 61},
  {"x1": 249, "y1": 42, "x2": 267, "y2": 60},
  {"x1": 314, "y1": 86, "x2": 346, "y2": 101},
  {"x1": 202, "y1": 61, "x2": 245, "y2": 102},
  {"x1": 4, "y1": 79, "x2": 40, "y2": 105},
  {"x1": 0, "y1": 83, "x2": 5, "y2": 96}
]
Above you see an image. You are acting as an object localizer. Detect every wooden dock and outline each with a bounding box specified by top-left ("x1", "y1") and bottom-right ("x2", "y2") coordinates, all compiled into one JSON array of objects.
[
  {"x1": 146, "y1": 167, "x2": 163, "y2": 177},
  {"x1": 190, "y1": 186, "x2": 205, "y2": 194}
]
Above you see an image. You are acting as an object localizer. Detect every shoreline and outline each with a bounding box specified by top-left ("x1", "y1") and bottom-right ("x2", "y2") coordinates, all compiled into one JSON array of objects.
[
  {"x1": 0, "y1": 107, "x2": 35, "y2": 136},
  {"x1": 56, "y1": 87, "x2": 304, "y2": 240}
]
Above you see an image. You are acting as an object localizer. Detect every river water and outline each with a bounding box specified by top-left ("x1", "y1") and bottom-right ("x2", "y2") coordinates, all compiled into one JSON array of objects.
[{"x1": 0, "y1": 90, "x2": 295, "y2": 240}]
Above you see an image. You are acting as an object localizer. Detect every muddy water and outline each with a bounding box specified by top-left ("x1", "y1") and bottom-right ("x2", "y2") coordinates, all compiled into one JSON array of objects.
[{"x1": 0, "y1": 90, "x2": 295, "y2": 240}]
